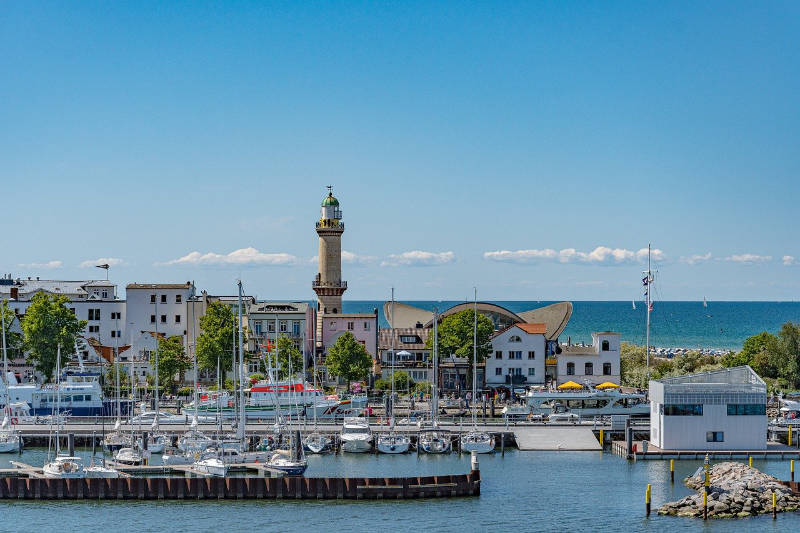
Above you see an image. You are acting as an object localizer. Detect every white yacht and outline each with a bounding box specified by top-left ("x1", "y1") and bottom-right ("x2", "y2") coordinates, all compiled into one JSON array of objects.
[
  {"x1": 525, "y1": 388, "x2": 649, "y2": 418},
  {"x1": 376, "y1": 433, "x2": 410, "y2": 454},
  {"x1": 178, "y1": 417, "x2": 214, "y2": 453},
  {"x1": 460, "y1": 431, "x2": 495, "y2": 454},
  {"x1": 418, "y1": 428, "x2": 452, "y2": 454},
  {"x1": 340, "y1": 417, "x2": 372, "y2": 453},
  {"x1": 193, "y1": 455, "x2": 227, "y2": 477},
  {"x1": 114, "y1": 447, "x2": 144, "y2": 466},
  {"x1": 42, "y1": 455, "x2": 86, "y2": 478}
]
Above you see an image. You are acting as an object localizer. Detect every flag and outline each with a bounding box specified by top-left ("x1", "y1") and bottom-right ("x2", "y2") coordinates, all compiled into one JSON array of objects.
[{"x1": 642, "y1": 276, "x2": 649, "y2": 286}]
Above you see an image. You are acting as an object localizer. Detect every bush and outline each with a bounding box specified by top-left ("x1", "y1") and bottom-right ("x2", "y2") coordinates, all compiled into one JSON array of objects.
[
  {"x1": 413, "y1": 381, "x2": 432, "y2": 394},
  {"x1": 176, "y1": 386, "x2": 192, "y2": 397}
]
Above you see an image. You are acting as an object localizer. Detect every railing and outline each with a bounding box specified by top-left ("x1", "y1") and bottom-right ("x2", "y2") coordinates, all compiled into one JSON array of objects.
[
  {"x1": 316, "y1": 221, "x2": 344, "y2": 230},
  {"x1": 312, "y1": 280, "x2": 347, "y2": 290}
]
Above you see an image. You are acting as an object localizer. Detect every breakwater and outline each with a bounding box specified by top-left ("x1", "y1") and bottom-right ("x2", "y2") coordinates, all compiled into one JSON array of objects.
[{"x1": 0, "y1": 470, "x2": 480, "y2": 500}]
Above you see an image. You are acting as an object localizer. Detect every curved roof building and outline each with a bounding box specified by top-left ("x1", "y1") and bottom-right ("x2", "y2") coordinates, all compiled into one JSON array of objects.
[{"x1": 383, "y1": 301, "x2": 572, "y2": 341}]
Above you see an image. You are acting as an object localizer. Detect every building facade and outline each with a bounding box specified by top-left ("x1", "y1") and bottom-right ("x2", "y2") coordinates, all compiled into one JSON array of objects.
[
  {"x1": 246, "y1": 301, "x2": 314, "y2": 374},
  {"x1": 555, "y1": 332, "x2": 620, "y2": 386},
  {"x1": 486, "y1": 323, "x2": 546, "y2": 388},
  {"x1": 377, "y1": 327, "x2": 431, "y2": 383},
  {"x1": 649, "y1": 366, "x2": 767, "y2": 451}
]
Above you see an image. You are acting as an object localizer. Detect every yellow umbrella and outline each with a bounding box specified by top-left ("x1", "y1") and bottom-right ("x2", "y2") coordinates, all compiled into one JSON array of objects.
[
  {"x1": 557, "y1": 380, "x2": 582, "y2": 390},
  {"x1": 596, "y1": 382, "x2": 620, "y2": 389}
]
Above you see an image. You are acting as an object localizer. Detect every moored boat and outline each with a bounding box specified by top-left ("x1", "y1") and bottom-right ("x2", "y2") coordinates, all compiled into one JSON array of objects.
[{"x1": 340, "y1": 417, "x2": 372, "y2": 453}]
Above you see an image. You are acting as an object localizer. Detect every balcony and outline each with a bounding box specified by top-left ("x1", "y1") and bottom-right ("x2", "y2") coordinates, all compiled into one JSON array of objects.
[
  {"x1": 312, "y1": 278, "x2": 347, "y2": 290},
  {"x1": 316, "y1": 220, "x2": 344, "y2": 230}
]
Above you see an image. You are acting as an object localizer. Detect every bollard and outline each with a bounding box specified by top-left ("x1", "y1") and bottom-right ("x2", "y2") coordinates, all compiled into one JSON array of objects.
[
  {"x1": 471, "y1": 450, "x2": 479, "y2": 472},
  {"x1": 670, "y1": 459, "x2": 674, "y2": 483},
  {"x1": 773, "y1": 490, "x2": 777, "y2": 519},
  {"x1": 599, "y1": 429, "x2": 604, "y2": 449},
  {"x1": 645, "y1": 484, "x2": 651, "y2": 517},
  {"x1": 789, "y1": 426, "x2": 793, "y2": 447},
  {"x1": 792, "y1": 459, "x2": 795, "y2": 482},
  {"x1": 501, "y1": 434, "x2": 505, "y2": 457},
  {"x1": 749, "y1": 456, "x2": 753, "y2": 469}
]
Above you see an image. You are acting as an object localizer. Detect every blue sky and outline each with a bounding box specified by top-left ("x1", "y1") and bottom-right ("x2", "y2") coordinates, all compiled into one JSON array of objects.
[{"x1": 1, "y1": 2, "x2": 798, "y2": 301}]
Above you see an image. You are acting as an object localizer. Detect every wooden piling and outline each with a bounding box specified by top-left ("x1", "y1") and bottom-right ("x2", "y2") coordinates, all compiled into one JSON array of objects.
[
  {"x1": 773, "y1": 490, "x2": 777, "y2": 519},
  {"x1": 645, "y1": 484, "x2": 651, "y2": 517},
  {"x1": 670, "y1": 458, "x2": 674, "y2": 483}
]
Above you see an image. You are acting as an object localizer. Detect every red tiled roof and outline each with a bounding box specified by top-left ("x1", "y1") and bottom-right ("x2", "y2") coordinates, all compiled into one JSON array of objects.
[{"x1": 515, "y1": 323, "x2": 547, "y2": 334}]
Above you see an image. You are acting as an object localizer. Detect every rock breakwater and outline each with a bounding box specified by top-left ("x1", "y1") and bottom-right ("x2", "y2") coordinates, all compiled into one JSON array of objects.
[{"x1": 658, "y1": 462, "x2": 800, "y2": 518}]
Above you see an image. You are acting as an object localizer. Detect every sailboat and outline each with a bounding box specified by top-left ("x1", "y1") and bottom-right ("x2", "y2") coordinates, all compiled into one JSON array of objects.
[
  {"x1": 103, "y1": 339, "x2": 131, "y2": 451},
  {"x1": 0, "y1": 304, "x2": 21, "y2": 453},
  {"x1": 114, "y1": 356, "x2": 143, "y2": 465},
  {"x1": 460, "y1": 289, "x2": 494, "y2": 454},
  {"x1": 632, "y1": 300, "x2": 636, "y2": 310},
  {"x1": 43, "y1": 345, "x2": 119, "y2": 478},
  {"x1": 377, "y1": 288, "x2": 410, "y2": 454},
  {"x1": 304, "y1": 300, "x2": 331, "y2": 454},
  {"x1": 419, "y1": 307, "x2": 452, "y2": 454},
  {"x1": 703, "y1": 296, "x2": 708, "y2": 308}
]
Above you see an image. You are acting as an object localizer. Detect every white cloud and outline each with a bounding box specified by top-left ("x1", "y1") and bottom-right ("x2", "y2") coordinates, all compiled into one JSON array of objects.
[
  {"x1": 342, "y1": 250, "x2": 377, "y2": 265},
  {"x1": 162, "y1": 247, "x2": 299, "y2": 266},
  {"x1": 17, "y1": 260, "x2": 63, "y2": 269},
  {"x1": 724, "y1": 254, "x2": 772, "y2": 264},
  {"x1": 783, "y1": 255, "x2": 797, "y2": 266},
  {"x1": 381, "y1": 250, "x2": 455, "y2": 267},
  {"x1": 484, "y1": 246, "x2": 664, "y2": 265},
  {"x1": 80, "y1": 257, "x2": 125, "y2": 268},
  {"x1": 680, "y1": 252, "x2": 713, "y2": 265}
]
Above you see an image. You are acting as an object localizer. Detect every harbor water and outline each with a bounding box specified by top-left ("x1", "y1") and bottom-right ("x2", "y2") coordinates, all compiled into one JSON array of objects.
[{"x1": 2, "y1": 449, "x2": 799, "y2": 531}]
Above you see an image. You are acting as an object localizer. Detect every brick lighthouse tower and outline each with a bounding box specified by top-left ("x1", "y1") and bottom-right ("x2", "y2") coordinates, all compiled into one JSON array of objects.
[{"x1": 313, "y1": 186, "x2": 347, "y2": 339}]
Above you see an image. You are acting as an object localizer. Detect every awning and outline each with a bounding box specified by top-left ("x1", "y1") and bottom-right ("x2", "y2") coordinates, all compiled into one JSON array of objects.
[
  {"x1": 557, "y1": 381, "x2": 582, "y2": 390},
  {"x1": 595, "y1": 382, "x2": 620, "y2": 389}
]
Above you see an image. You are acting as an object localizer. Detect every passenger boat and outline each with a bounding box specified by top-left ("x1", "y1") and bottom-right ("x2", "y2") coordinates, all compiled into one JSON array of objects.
[
  {"x1": 340, "y1": 417, "x2": 372, "y2": 453},
  {"x1": 772, "y1": 399, "x2": 800, "y2": 426},
  {"x1": 524, "y1": 388, "x2": 649, "y2": 418}
]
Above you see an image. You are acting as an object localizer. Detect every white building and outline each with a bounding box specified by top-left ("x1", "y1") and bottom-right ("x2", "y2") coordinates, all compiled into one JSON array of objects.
[
  {"x1": 125, "y1": 282, "x2": 195, "y2": 342},
  {"x1": 556, "y1": 332, "x2": 620, "y2": 386},
  {"x1": 649, "y1": 366, "x2": 767, "y2": 451},
  {"x1": 247, "y1": 301, "x2": 314, "y2": 375},
  {"x1": 486, "y1": 323, "x2": 546, "y2": 388},
  {"x1": 0, "y1": 276, "x2": 126, "y2": 378}
]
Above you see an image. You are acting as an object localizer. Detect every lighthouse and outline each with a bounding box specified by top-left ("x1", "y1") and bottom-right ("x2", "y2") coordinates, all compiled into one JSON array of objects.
[{"x1": 313, "y1": 186, "x2": 347, "y2": 339}]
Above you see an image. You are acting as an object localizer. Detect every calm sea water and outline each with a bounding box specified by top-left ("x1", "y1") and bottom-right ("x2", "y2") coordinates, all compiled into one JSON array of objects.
[
  {"x1": 1, "y1": 448, "x2": 798, "y2": 532},
  {"x1": 342, "y1": 300, "x2": 800, "y2": 351}
]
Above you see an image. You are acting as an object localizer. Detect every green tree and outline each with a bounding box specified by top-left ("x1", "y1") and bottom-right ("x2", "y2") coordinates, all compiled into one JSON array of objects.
[
  {"x1": 157, "y1": 335, "x2": 191, "y2": 390},
  {"x1": 196, "y1": 301, "x2": 241, "y2": 380},
  {"x1": 777, "y1": 322, "x2": 800, "y2": 387},
  {"x1": 374, "y1": 371, "x2": 413, "y2": 392},
  {"x1": 0, "y1": 300, "x2": 23, "y2": 360},
  {"x1": 722, "y1": 331, "x2": 779, "y2": 369},
  {"x1": 426, "y1": 310, "x2": 494, "y2": 363},
  {"x1": 325, "y1": 331, "x2": 372, "y2": 382},
  {"x1": 273, "y1": 336, "x2": 303, "y2": 380},
  {"x1": 20, "y1": 293, "x2": 87, "y2": 381}
]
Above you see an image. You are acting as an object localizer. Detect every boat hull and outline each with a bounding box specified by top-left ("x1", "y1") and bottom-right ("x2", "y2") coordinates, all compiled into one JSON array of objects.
[
  {"x1": 341, "y1": 438, "x2": 372, "y2": 453},
  {"x1": 0, "y1": 438, "x2": 21, "y2": 453}
]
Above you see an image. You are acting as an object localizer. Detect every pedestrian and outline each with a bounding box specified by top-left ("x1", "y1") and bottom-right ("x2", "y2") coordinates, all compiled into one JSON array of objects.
[{"x1": 466, "y1": 391, "x2": 472, "y2": 409}]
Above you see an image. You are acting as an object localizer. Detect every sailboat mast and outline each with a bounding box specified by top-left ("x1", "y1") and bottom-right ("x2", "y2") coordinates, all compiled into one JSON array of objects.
[
  {"x1": 237, "y1": 280, "x2": 246, "y2": 441},
  {"x1": 192, "y1": 297, "x2": 198, "y2": 421},
  {"x1": 154, "y1": 290, "x2": 159, "y2": 425},
  {"x1": 645, "y1": 243, "x2": 651, "y2": 380},
  {"x1": 312, "y1": 298, "x2": 318, "y2": 429},
  {"x1": 432, "y1": 307, "x2": 438, "y2": 427},
  {"x1": 390, "y1": 288, "x2": 395, "y2": 425},
  {"x1": 472, "y1": 287, "x2": 477, "y2": 428},
  {"x1": 1, "y1": 304, "x2": 9, "y2": 412}
]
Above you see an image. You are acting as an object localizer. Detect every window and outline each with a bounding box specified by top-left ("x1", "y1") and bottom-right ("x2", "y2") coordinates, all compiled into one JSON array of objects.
[
  {"x1": 509, "y1": 351, "x2": 522, "y2": 360},
  {"x1": 495, "y1": 368, "x2": 502, "y2": 376},
  {"x1": 512, "y1": 368, "x2": 522, "y2": 376},
  {"x1": 363, "y1": 322, "x2": 370, "y2": 331},
  {"x1": 509, "y1": 335, "x2": 522, "y2": 343},
  {"x1": 603, "y1": 363, "x2": 612, "y2": 375},
  {"x1": 175, "y1": 295, "x2": 182, "y2": 303},
  {"x1": 664, "y1": 404, "x2": 703, "y2": 416},
  {"x1": 601, "y1": 340, "x2": 610, "y2": 351},
  {"x1": 293, "y1": 321, "x2": 301, "y2": 336},
  {"x1": 150, "y1": 315, "x2": 156, "y2": 324},
  {"x1": 70, "y1": 307, "x2": 75, "y2": 314},
  {"x1": 150, "y1": 294, "x2": 156, "y2": 303},
  {"x1": 268, "y1": 322, "x2": 275, "y2": 333},
  {"x1": 495, "y1": 350, "x2": 503, "y2": 360},
  {"x1": 528, "y1": 368, "x2": 536, "y2": 376},
  {"x1": 332, "y1": 308, "x2": 338, "y2": 314},
  {"x1": 175, "y1": 315, "x2": 181, "y2": 324},
  {"x1": 706, "y1": 432, "x2": 724, "y2": 442},
  {"x1": 110, "y1": 312, "x2": 120, "y2": 320},
  {"x1": 111, "y1": 330, "x2": 116, "y2": 338},
  {"x1": 528, "y1": 351, "x2": 535, "y2": 359},
  {"x1": 585, "y1": 363, "x2": 593, "y2": 375},
  {"x1": 400, "y1": 335, "x2": 417, "y2": 343},
  {"x1": 88, "y1": 309, "x2": 101, "y2": 320},
  {"x1": 160, "y1": 294, "x2": 167, "y2": 303},
  {"x1": 254, "y1": 321, "x2": 262, "y2": 336},
  {"x1": 161, "y1": 315, "x2": 167, "y2": 323},
  {"x1": 566, "y1": 362, "x2": 575, "y2": 375},
  {"x1": 727, "y1": 404, "x2": 766, "y2": 416},
  {"x1": 329, "y1": 321, "x2": 337, "y2": 331},
  {"x1": 280, "y1": 321, "x2": 287, "y2": 332},
  {"x1": 102, "y1": 290, "x2": 108, "y2": 299},
  {"x1": 88, "y1": 325, "x2": 99, "y2": 333},
  {"x1": 347, "y1": 322, "x2": 354, "y2": 331}
]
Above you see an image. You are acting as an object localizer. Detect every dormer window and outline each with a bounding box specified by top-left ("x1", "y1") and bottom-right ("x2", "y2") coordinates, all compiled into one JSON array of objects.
[
  {"x1": 509, "y1": 335, "x2": 522, "y2": 343},
  {"x1": 601, "y1": 340, "x2": 610, "y2": 351}
]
